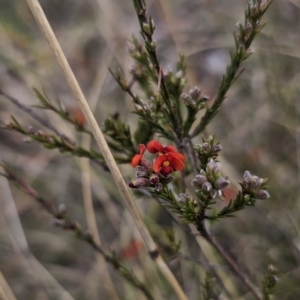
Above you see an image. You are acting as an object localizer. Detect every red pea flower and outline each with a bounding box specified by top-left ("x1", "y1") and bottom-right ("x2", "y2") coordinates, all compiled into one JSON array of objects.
[
  {"x1": 147, "y1": 140, "x2": 177, "y2": 154},
  {"x1": 131, "y1": 144, "x2": 146, "y2": 167},
  {"x1": 147, "y1": 140, "x2": 185, "y2": 175}
]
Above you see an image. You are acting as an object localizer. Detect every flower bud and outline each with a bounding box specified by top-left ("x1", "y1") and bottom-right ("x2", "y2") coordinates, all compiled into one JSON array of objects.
[
  {"x1": 249, "y1": 176, "x2": 261, "y2": 191},
  {"x1": 212, "y1": 165, "x2": 222, "y2": 180},
  {"x1": 191, "y1": 174, "x2": 207, "y2": 187},
  {"x1": 245, "y1": 22, "x2": 252, "y2": 39},
  {"x1": 58, "y1": 203, "x2": 67, "y2": 215},
  {"x1": 178, "y1": 193, "x2": 189, "y2": 203},
  {"x1": 214, "y1": 178, "x2": 230, "y2": 190},
  {"x1": 141, "y1": 158, "x2": 152, "y2": 170},
  {"x1": 129, "y1": 178, "x2": 150, "y2": 188},
  {"x1": 28, "y1": 126, "x2": 34, "y2": 134},
  {"x1": 150, "y1": 174, "x2": 160, "y2": 184},
  {"x1": 190, "y1": 86, "x2": 201, "y2": 100},
  {"x1": 250, "y1": 5, "x2": 258, "y2": 17},
  {"x1": 142, "y1": 23, "x2": 152, "y2": 35},
  {"x1": 37, "y1": 130, "x2": 45, "y2": 137},
  {"x1": 202, "y1": 181, "x2": 212, "y2": 193},
  {"x1": 243, "y1": 170, "x2": 252, "y2": 181},
  {"x1": 136, "y1": 171, "x2": 148, "y2": 178},
  {"x1": 244, "y1": 48, "x2": 254, "y2": 60},
  {"x1": 256, "y1": 189, "x2": 270, "y2": 199},
  {"x1": 206, "y1": 159, "x2": 218, "y2": 174},
  {"x1": 137, "y1": 165, "x2": 147, "y2": 172},
  {"x1": 213, "y1": 144, "x2": 222, "y2": 153},
  {"x1": 259, "y1": 0, "x2": 268, "y2": 11},
  {"x1": 202, "y1": 142, "x2": 211, "y2": 153},
  {"x1": 240, "y1": 43, "x2": 247, "y2": 53}
]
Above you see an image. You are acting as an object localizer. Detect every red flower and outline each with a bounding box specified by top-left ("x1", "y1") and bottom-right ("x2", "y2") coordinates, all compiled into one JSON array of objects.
[
  {"x1": 120, "y1": 239, "x2": 143, "y2": 260},
  {"x1": 147, "y1": 140, "x2": 177, "y2": 154},
  {"x1": 131, "y1": 144, "x2": 146, "y2": 167},
  {"x1": 147, "y1": 140, "x2": 185, "y2": 175}
]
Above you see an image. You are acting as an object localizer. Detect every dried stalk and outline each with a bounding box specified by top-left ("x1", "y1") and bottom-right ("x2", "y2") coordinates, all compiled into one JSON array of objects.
[
  {"x1": 0, "y1": 272, "x2": 17, "y2": 300},
  {"x1": 24, "y1": 1, "x2": 187, "y2": 299},
  {"x1": 80, "y1": 52, "x2": 119, "y2": 300}
]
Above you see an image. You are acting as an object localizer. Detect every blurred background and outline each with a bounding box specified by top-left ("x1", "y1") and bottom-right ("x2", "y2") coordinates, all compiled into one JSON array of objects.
[{"x1": 0, "y1": 0, "x2": 299, "y2": 299}]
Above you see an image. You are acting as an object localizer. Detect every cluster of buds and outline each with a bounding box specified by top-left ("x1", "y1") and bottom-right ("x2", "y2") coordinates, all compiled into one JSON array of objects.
[
  {"x1": 195, "y1": 141, "x2": 222, "y2": 156},
  {"x1": 129, "y1": 166, "x2": 174, "y2": 191},
  {"x1": 235, "y1": 0, "x2": 271, "y2": 61},
  {"x1": 194, "y1": 136, "x2": 222, "y2": 170},
  {"x1": 248, "y1": 0, "x2": 269, "y2": 19},
  {"x1": 129, "y1": 141, "x2": 185, "y2": 190},
  {"x1": 240, "y1": 170, "x2": 270, "y2": 202},
  {"x1": 181, "y1": 86, "x2": 209, "y2": 109},
  {"x1": 192, "y1": 159, "x2": 230, "y2": 200}
]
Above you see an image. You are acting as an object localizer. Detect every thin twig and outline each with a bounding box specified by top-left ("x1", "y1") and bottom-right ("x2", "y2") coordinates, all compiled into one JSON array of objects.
[
  {"x1": 133, "y1": 0, "x2": 180, "y2": 138},
  {"x1": 24, "y1": 1, "x2": 187, "y2": 299},
  {"x1": 205, "y1": 232, "x2": 262, "y2": 300},
  {"x1": 1, "y1": 118, "x2": 108, "y2": 170},
  {"x1": 185, "y1": 136, "x2": 198, "y2": 176},
  {"x1": 0, "y1": 89, "x2": 68, "y2": 141}
]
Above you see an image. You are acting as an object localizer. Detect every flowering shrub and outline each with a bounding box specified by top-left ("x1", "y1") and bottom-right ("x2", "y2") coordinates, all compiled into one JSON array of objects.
[{"x1": 0, "y1": 0, "x2": 279, "y2": 300}]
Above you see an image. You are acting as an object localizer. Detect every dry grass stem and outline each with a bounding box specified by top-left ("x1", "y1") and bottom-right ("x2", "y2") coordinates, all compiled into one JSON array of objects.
[
  {"x1": 80, "y1": 52, "x2": 119, "y2": 300},
  {"x1": 0, "y1": 272, "x2": 17, "y2": 300}
]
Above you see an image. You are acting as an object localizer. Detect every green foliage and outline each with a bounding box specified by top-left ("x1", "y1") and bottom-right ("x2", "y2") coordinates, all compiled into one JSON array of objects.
[
  {"x1": 103, "y1": 113, "x2": 136, "y2": 158},
  {"x1": 134, "y1": 119, "x2": 154, "y2": 146},
  {"x1": 1, "y1": 117, "x2": 110, "y2": 167},
  {"x1": 152, "y1": 187, "x2": 197, "y2": 224}
]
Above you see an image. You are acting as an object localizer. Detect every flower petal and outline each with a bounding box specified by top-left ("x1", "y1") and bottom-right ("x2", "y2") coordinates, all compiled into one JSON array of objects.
[
  {"x1": 169, "y1": 152, "x2": 185, "y2": 162},
  {"x1": 131, "y1": 154, "x2": 142, "y2": 167},
  {"x1": 161, "y1": 165, "x2": 173, "y2": 175},
  {"x1": 147, "y1": 140, "x2": 164, "y2": 153},
  {"x1": 153, "y1": 155, "x2": 167, "y2": 173},
  {"x1": 164, "y1": 145, "x2": 176, "y2": 153},
  {"x1": 169, "y1": 155, "x2": 185, "y2": 171},
  {"x1": 139, "y1": 144, "x2": 146, "y2": 155}
]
